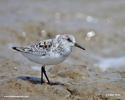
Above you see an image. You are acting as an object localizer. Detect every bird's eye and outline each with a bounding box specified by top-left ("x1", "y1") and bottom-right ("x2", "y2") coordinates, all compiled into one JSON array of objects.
[{"x1": 67, "y1": 38, "x2": 72, "y2": 42}]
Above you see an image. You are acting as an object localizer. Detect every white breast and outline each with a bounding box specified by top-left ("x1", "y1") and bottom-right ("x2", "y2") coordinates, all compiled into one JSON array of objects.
[{"x1": 21, "y1": 52, "x2": 69, "y2": 65}]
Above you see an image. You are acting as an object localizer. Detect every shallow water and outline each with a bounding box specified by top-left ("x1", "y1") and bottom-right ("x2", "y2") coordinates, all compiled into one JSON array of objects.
[{"x1": 0, "y1": 0, "x2": 125, "y2": 72}]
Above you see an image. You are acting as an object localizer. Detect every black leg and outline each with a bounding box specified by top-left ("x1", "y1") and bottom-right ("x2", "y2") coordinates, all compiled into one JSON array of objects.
[
  {"x1": 41, "y1": 66, "x2": 43, "y2": 84},
  {"x1": 42, "y1": 66, "x2": 50, "y2": 83}
]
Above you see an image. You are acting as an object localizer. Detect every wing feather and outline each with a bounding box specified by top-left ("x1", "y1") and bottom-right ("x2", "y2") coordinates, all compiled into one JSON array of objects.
[{"x1": 12, "y1": 39, "x2": 54, "y2": 56}]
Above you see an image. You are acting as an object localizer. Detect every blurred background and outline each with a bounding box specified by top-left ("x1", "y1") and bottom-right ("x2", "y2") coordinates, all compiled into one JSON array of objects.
[{"x1": 0, "y1": 0, "x2": 125, "y2": 72}]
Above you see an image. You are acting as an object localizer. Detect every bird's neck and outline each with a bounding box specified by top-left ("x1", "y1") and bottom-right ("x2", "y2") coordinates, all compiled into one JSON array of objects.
[{"x1": 56, "y1": 41, "x2": 72, "y2": 57}]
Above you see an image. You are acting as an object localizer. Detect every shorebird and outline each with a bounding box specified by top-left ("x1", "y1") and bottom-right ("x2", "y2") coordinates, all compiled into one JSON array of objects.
[{"x1": 12, "y1": 34, "x2": 85, "y2": 84}]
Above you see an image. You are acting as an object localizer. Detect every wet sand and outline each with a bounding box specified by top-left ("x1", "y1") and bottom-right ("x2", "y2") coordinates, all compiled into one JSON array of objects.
[{"x1": 0, "y1": 57, "x2": 125, "y2": 100}]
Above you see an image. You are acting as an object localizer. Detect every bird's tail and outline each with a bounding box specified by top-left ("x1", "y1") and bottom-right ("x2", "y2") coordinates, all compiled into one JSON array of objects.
[{"x1": 12, "y1": 47, "x2": 23, "y2": 52}]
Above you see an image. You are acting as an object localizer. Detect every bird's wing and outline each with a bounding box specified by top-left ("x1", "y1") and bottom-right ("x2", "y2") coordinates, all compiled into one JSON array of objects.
[{"x1": 13, "y1": 39, "x2": 54, "y2": 56}]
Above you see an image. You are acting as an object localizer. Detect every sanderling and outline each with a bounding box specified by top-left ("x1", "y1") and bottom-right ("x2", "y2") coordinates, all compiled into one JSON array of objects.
[{"x1": 12, "y1": 34, "x2": 85, "y2": 84}]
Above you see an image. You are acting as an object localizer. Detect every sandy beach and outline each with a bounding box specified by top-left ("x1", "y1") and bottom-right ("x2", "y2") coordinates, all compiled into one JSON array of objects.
[{"x1": 0, "y1": 0, "x2": 125, "y2": 99}]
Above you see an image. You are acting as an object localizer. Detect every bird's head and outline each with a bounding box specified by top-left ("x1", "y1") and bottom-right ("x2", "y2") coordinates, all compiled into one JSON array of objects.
[{"x1": 56, "y1": 34, "x2": 85, "y2": 50}]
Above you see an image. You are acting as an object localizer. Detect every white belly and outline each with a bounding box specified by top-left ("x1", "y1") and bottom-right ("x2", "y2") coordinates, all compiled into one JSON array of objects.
[{"x1": 21, "y1": 52, "x2": 68, "y2": 65}]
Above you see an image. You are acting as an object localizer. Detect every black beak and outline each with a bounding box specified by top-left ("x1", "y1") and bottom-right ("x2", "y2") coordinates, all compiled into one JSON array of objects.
[{"x1": 74, "y1": 43, "x2": 85, "y2": 50}]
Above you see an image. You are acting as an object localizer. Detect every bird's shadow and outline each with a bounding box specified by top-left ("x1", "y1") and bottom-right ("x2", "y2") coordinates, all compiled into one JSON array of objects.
[{"x1": 17, "y1": 76, "x2": 65, "y2": 86}]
